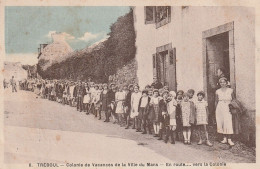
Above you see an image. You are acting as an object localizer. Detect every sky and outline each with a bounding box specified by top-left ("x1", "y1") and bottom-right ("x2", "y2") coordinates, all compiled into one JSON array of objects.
[{"x1": 5, "y1": 6, "x2": 130, "y2": 65}]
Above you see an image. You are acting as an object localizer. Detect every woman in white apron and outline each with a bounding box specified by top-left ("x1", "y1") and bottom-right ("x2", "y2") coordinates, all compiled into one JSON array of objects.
[{"x1": 215, "y1": 77, "x2": 235, "y2": 146}]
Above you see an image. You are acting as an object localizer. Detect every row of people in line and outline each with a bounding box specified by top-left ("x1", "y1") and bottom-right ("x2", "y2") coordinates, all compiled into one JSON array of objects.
[
  {"x1": 21, "y1": 77, "x2": 243, "y2": 146},
  {"x1": 25, "y1": 80, "x2": 213, "y2": 146}
]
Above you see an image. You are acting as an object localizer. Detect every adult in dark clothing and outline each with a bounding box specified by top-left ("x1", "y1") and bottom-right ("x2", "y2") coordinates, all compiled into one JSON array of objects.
[
  {"x1": 175, "y1": 95, "x2": 183, "y2": 141},
  {"x1": 138, "y1": 90, "x2": 151, "y2": 134},
  {"x1": 152, "y1": 79, "x2": 163, "y2": 90},
  {"x1": 125, "y1": 84, "x2": 134, "y2": 129},
  {"x1": 101, "y1": 84, "x2": 109, "y2": 122},
  {"x1": 73, "y1": 83, "x2": 78, "y2": 98},
  {"x1": 58, "y1": 83, "x2": 64, "y2": 102},
  {"x1": 106, "y1": 83, "x2": 116, "y2": 122},
  {"x1": 76, "y1": 81, "x2": 86, "y2": 112}
]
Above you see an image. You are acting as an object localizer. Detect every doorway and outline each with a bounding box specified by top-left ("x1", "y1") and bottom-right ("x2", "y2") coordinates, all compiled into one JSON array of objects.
[
  {"x1": 157, "y1": 50, "x2": 168, "y2": 85},
  {"x1": 202, "y1": 22, "x2": 235, "y2": 125}
]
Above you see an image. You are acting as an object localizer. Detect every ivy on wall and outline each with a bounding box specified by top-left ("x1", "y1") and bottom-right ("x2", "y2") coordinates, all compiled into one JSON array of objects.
[{"x1": 38, "y1": 9, "x2": 136, "y2": 83}]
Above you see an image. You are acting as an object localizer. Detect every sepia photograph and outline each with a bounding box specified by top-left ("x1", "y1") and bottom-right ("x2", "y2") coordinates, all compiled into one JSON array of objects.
[{"x1": 0, "y1": 0, "x2": 258, "y2": 169}]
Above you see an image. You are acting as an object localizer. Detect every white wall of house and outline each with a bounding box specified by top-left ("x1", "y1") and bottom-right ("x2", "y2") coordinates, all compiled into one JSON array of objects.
[{"x1": 133, "y1": 6, "x2": 255, "y2": 112}]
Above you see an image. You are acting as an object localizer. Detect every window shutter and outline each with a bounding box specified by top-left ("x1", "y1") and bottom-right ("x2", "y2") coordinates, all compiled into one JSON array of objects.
[
  {"x1": 145, "y1": 6, "x2": 155, "y2": 24},
  {"x1": 168, "y1": 48, "x2": 177, "y2": 91},
  {"x1": 167, "y1": 6, "x2": 171, "y2": 23},
  {"x1": 152, "y1": 53, "x2": 157, "y2": 79},
  {"x1": 169, "y1": 47, "x2": 175, "y2": 65},
  {"x1": 153, "y1": 54, "x2": 156, "y2": 68}
]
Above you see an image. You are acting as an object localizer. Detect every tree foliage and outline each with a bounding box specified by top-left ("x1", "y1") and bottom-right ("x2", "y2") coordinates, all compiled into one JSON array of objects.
[{"x1": 38, "y1": 9, "x2": 136, "y2": 83}]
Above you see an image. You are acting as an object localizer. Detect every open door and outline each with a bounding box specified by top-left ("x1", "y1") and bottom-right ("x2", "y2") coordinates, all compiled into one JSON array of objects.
[
  {"x1": 167, "y1": 48, "x2": 177, "y2": 91},
  {"x1": 203, "y1": 29, "x2": 234, "y2": 125}
]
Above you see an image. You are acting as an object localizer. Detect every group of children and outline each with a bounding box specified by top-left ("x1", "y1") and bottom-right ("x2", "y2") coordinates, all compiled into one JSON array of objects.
[
  {"x1": 24, "y1": 79, "x2": 213, "y2": 146},
  {"x1": 129, "y1": 85, "x2": 212, "y2": 146}
]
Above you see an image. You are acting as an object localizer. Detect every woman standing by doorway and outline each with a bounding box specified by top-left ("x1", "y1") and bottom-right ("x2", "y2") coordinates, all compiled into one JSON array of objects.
[{"x1": 215, "y1": 77, "x2": 235, "y2": 146}]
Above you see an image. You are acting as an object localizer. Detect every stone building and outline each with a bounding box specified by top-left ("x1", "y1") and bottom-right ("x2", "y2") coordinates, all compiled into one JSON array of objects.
[
  {"x1": 38, "y1": 33, "x2": 73, "y2": 70},
  {"x1": 133, "y1": 6, "x2": 255, "y2": 145}
]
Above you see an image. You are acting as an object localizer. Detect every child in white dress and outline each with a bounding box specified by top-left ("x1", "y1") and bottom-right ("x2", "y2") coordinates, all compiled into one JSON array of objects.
[
  {"x1": 166, "y1": 91, "x2": 178, "y2": 144},
  {"x1": 195, "y1": 91, "x2": 212, "y2": 146},
  {"x1": 181, "y1": 93, "x2": 195, "y2": 145},
  {"x1": 130, "y1": 85, "x2": 142, "y2": 129},
  {"x1": 115, "y1": 87, "x2": 126, "y2": 125}
]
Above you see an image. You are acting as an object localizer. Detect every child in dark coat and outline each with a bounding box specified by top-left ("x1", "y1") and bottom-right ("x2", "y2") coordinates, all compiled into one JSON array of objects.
[
  {"x1": 138, "y1": 90, "x2": 151, "y2": 134},
  {"x1": 158, "y1": 90, "x2": 169, "y2": 141}
]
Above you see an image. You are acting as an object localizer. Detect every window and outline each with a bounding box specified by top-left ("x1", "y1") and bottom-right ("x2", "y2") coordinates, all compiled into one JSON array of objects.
[
  {"x1": 144, "y1": 6, "x2": 171, "y2": 27},
  {"x1": 155, "y1": 6, "x2": 171, "y2": 28},
  {"x1": 145, "y1": 6, "x2": 155, "y2": 24}
]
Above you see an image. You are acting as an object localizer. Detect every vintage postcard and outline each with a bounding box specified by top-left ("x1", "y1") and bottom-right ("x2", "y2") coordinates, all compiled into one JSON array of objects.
[{"x1": 0, "y1": 0, "x2": 259, "y2": 169}]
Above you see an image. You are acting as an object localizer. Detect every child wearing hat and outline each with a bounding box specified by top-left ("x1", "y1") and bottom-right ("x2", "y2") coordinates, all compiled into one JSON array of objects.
[
  {"x1": 195, "y1": 91, "x2": 213, "y2": 146},
  {"x1": 166, "y1": 91, "x2": 178, "y2": 144},
  {"x1": 180, "y1": 92, "x2": 195, "y2": 145}
]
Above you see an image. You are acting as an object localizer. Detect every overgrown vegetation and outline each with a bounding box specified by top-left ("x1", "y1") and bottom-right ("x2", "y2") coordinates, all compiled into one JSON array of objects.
[{"x1": 38, "y1": 9, "x2": 136, "y2": 83}]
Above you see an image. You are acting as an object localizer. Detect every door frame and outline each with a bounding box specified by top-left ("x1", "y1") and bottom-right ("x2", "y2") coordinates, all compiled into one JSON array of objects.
[
  {"x1": 156, "y1": 43, "x2": 172, "y2": 86},
  {"x1": 202, "y1": 21, "x2": 236, "y2": 99}
]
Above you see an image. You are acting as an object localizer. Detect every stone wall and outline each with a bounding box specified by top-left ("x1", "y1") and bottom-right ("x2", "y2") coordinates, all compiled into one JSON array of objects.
[{"x1": 108, "y1": 59, "x2": 138, "y2": 89}]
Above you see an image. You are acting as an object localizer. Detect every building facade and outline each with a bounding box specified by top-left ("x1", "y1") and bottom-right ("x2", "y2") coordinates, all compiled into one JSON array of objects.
[
  {"x1": 133, "y1": 6, "x2": 255, "y2": 145},
  {"x1": 38, "y1": 33, "x2": 73, "y2": 70}
]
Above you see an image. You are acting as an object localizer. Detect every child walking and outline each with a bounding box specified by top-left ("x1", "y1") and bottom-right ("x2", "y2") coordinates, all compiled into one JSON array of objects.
[
  {"x1": 195, "y1": 91, "x2": 213, "y2": 146},
  {"x1": 181, "y1": 93, "x2": 195, "y2": 145}
]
